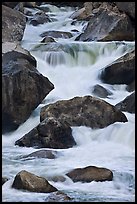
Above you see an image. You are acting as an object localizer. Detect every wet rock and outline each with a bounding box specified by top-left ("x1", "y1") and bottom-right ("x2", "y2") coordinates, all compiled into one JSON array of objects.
[
  {"x1": 115, "y1": 92, "x2": 135, "y2": 114},
  {"x1": 2, "y1": 5, "x2": 26, "y2": 43},
  {"x1": 41, "y1": 36, "x2": 56, "y2": 43},
  {"x1": 40, "y1": 30, "x2": 73, "y2": 39},
  {"x1": 100, "y1": 50, "x2": 135, "y2": 85},
  {"x1": 15, "y1": 117, "x2": 76, "y2": 149},
  {"x1": 76, "y1": 7, "x2": 135, "y2": 41},
  {"x1": 12, "y1": 170, "x2": 57, "y2": 193},
  {"x1": 45, "y1": 191, "x2": 72, "y2": 202},
  {"x1": 29, "y1": 12, "x2": 51, "y2": 26},
  {"x1": 40, "y1": 95, "x2": 128, "y2": 130},
  {"x1": 2, "y1": 51, "x2": 54, "y2": 133},
  {"x1": 2, "y1": 177, "x2": 9, "y2": 185},
  {"x1": 66, "y1": 166, "x2": 113, "y2": 182},
  {"x1": 92, "y1": 84, "x2": 112, "y2": 98},
  {"x1": 22, "y1": 150, "x2": 58, "y2": 159},
  {"x1": 49, "y1": 176, "x2": 66, "y2": 183}
]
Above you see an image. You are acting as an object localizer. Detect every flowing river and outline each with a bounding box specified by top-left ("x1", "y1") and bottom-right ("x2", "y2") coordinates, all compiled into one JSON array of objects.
[{"x1": 2, "y1": 4, "x2": 135, "y2": 202}]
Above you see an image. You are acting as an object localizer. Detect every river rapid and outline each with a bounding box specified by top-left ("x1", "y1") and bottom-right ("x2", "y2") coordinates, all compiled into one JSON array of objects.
[{"x1": 2, "y1": 4, "x2": 135, "y2": 202}]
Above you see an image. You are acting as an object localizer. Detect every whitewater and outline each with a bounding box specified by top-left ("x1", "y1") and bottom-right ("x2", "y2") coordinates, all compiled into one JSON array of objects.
[{"x1": 2, "y1": 4, "x2": 135, "y2": 202}]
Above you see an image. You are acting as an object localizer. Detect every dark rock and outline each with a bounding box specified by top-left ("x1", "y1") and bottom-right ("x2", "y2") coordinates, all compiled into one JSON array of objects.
[
  {"x1": 92, "y1": 84, "x2": 112, "y2": 98},
  {"x1": 116, "y1": 2, "x2": 135, "y2": 20},
  {"x1": 49, "y1": 176, "x2": 66, "y2": 183},
  {"x1": 40, "y1": 30, "x2": 73, "y2": 39},
  {"x1": 2, "y1": 51, "x2": 54, "y2": 133},
  {"x1": 41, "y1": 36, "x2": 56, "y2": 43},
  {"x1": 40, "y1": 96, "x2": 128, "y2": 129},
  {"x1": 15, "y1": 117, "x2": 76, "y2": 149},
  {"x1": 126, "y1": 80, "x2": 135, "y2": 92},
  {"x1": 46, "y1": 2, "x2": 84, "y2": 8},
  {"x1": 76, "y1": 8, "x2": 135, "y2": 41},
  {"x1": 2, "y1": 5, "x2": 26, "y2": 42},
  {"x1": 115, "y1": 92, "x2": 135, "y2": 113},
  {"x1": 100, "y1": 50, "x2": 135, "y2": 85},
  {"x1": 2, "y1": 2, "x2": 18, "y2": 8},
  {"x1": 29, "y1": 12, "x2": 51, "y2": 26},
  {"x1": 45, "y1": 191, "x2": 72, "y2": 202},
  {"x1": 12, "y1": 170, "x2": 57, "y2": 193},
  {"x1": 2, "y1": 177, "x2": 8, "y2": 185},
  {"x1": 22, "y1": 150, "x2": 58, "y2": 159},
  {"x1": 66, "y1": 166, "x2": 113, "y2": 182}
]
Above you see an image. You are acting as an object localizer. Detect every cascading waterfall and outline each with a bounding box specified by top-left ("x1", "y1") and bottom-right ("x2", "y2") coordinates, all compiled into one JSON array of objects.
[{"x1": 2, "y1": 3, "x2": 135, "y2": 202}]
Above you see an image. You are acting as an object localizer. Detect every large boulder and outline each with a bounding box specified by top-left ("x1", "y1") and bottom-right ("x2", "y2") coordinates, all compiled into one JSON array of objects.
[
  {"x1": 100, "y1": 50, "x2": 135, "y2": 85},
  {"x1": 40, "y1": 96, "x2": 128, "y2": 129},
  {"x1": 15, "y1": 117, "x2": 76, "y2": 149},
  {"x1": 115, "y1": 92, "x2": 135, "y2": 114},
  {"x1": 12, "y1": 170, "x2": 57, "y2": 193},
  {"x1": 76, "y1": 7, "x2": 135, "y2": 41},
  {"x1": 2, "y1": 51, "x2": 54, "y2": 133},
  {"x1": 2, "y1": 5, "x2": 26, "y2": 42},
  {"x1": 66, "y1": 166, "x2": 113, "y2": 182}
]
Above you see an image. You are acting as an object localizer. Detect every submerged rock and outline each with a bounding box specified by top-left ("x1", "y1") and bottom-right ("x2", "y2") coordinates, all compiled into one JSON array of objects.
[
  {"x1": 40, "y1": 95, "x2": 128, "y2": 129},
  {"x1": 15, "y1": 117, "x2": 76, "y2": 149},
  {"x1": 12, "y1": 170, "x2": 57, "y2": 193},
  {"x1": 40, "y1": 30, "x2": 73, "y2": 39},
  {"x1": 66, "y1": 166, "x2": 113, "y2": 182},
  {"x1": 22, "y1": 150, "x2": 59, "y2": 159}
]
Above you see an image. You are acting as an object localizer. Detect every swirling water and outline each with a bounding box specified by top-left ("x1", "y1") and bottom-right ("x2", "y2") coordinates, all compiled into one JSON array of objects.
[{"x1": 2, "y1": 4, "x2": 135, "y2": 202}]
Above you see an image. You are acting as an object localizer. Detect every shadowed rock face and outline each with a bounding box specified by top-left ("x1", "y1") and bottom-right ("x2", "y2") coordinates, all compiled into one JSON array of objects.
[
  {"x1": 40, "y1": 95, "x2": 128, "y2": 129},
  {"x1": 100, "y1": 50, "x2": 135, "y2": 85},
  {"x1": 2, "y1": 177, "x2": 8, "y2": 185},
  {"x1": 15, "y1": 117, "x2": 76, "y2": 149},
  {"x1": 116, "y1": 2, "x2": 135, "y2": 20},
  {"x1": 12, "y1": 170, "x2": 58, "y2": 193},
  {"x1": 115, "y1": 92, "x2": 135, "y2": 114},
  {"x1": 2, "y1": 51, "x2": 54, "y2": 133},
  {"x1": 66, "y1": 166, "x2": 113, "y2": 182},
  {"x1": 2, "y1": 5, "x2": 26, "y2": 42}
]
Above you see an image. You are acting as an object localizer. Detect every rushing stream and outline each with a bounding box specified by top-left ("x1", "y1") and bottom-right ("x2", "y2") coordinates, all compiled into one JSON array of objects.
[{"x1": 2, "y1": 4, "x2": 135, "y2": 202}]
